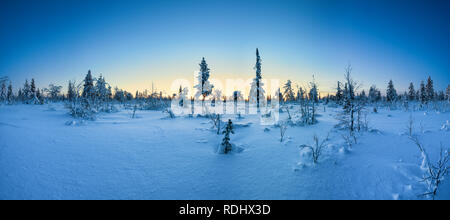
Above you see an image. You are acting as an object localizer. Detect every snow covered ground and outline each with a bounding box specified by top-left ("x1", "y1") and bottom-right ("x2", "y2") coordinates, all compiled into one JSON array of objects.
[{"x1": 0, "y1": 103, "x2": 449, "y2": 200}]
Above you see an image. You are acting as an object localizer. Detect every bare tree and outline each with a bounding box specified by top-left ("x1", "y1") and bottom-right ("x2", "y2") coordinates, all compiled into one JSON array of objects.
[
  {"x1": 410, "y1": 136, "x2": 450, "y2": 200},
  {"x1": 208, "y1": 112, "x2": 222, "y2": 135},
  {"x1": 300, "y1": 133, "x2": 330, "y2": 164}
]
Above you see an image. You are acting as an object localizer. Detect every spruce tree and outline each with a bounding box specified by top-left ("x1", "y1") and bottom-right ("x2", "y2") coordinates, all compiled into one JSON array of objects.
[
  {"x1": 254, "y1": 48, "x2": 263, "y2": 111},
  {"x1": 95, "y1": 75, "x2": 109, "y2": 109},
  {"x1": 195, "y1": 58, "x2": 213, "y2": 102},
  {"x1": 336, "y1": 81, "x2": 343, "y2": 103},
  {"x1": 7, "y1": 83, "x2": 13, "y2": 103},
  {"x1": 23, "y1": 79, "x2": 31, "y2": 101},
  {"x1": 67, "y1": 81, "x2": 76, "y2": 102},
  {"x1": 309, "y1": 79, "x2": 319, "y2": 103},
  {"x1": 0, "y1": 81, "x2": 6, "y2": 102},
  {"x1": 446, "y1": 85, "x2": 450, "y2": 101},
  {"x1": 82, "y1": 70, "x2": 95, "y2": 100},
  {"x1": 18, "y1": 89, "x2": 23, "y2": 102},
  {"x1": 408, "y1": 82, "x2": 415, "y2": 101},
  {"x1": 425, "y1": 76, "x2": 434, "y2": 101},
  {"x1": 30, "y1": 78, "x2": 36, "y2": 96},
  {"x1": 221, "y1": 119, "x2": 234, "y2": 154},
  {"x1": 283, "y1": 80, "x2": 295, "y2": 102}
]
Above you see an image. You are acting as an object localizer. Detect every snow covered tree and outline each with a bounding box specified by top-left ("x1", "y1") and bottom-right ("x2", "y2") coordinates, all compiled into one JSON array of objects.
[
  {"x1": 221, "y1": 119, "x2": 234, "y2": 154},
  {"x1": 308, "y1": 78, "x2": 319, "y2": 122},
  {"x1": 45, "y1": 84, "x2": 62, "y2": 101},
  {"x1": 419, "y1": 81, "x2": 427, "y2": 104},
  {"x1": 126, "y1": 91, "x2": 133, "y2": 101},
  {"x1": 94, "y1": 75, "x2": 111, "y2": 111},
  {"x1": 179, "y1": 87, "x2": 189, "y2": 107},
  {"x1": 17, "y1": 89, "x2": 23, "y2": 102},
  {"x1": 336, "y1": 81, "x2": 343, "y2": 104},
  {"x1": 339, "y1": 64, "x2": 360, "y2": 132},
  {"x1": 194, "y1": 57, "x2": 214, "y2": 104},
  {"x1": 30, "y1": 79, "x2": 36, "y2": 97},
  {"x1": 272, "y1": 88, "x2": 282, "y2": 106},
  {"x1": 297, "y1": 87, "x2": 305, "y2": 104},
  {"x1": 233, "y1": 90, "x2": 243, "y2": 114},
  {"x1": 308, "y1": 77, "x2": 319, "y2": 103},
  {"x1": 426, "y1": 76, "x2": 434, "y2": 102},
  {"x1": 368, "y1": 85, "x2": 381, "y2": 103},
  {"x1": 386, "y1": 80, "x2": 397, "y2": 103},
  {"x1": 114, "y1": 87, "x2": 125, "y2": 103},
  {"x1": 359, "y1": 90, "x2": 367, "y2": 103},
  {"x1": 82, "y1": 70, "x2": 95, "y2": 100},
  {"x1": 249, "y1": 78, "x2": 266, "y2": 109},
  {"x1": 23, "y1": 79, "x2": 31, "y2": 102},
  {"x1": 249, "y1": 48, "x2": 264, "y2": 112},
  {"x1": 7, "y1": 83, "x2": 13, "y2": 104},
  {"x1": 438, "y1": 91, "x2": 445, "y2": 101},
  {"x1": 446, "y1": 85, "x2": 450, "y2": 101},
  {"x1": 36, "y1": 88, "x2": 44, "y2": 103},
  {"x1": 408, "y1": 82, "x2": 416, "y2": 101},
  {"x1": 67, "y1": 81, "x2": 76, "y2": 102},
  {"x1": 283, "y1": 80, "x2": 295, "y2": 102},
  {"x1": 0, "y1": 80, "x2": 6, "y2": 103}
]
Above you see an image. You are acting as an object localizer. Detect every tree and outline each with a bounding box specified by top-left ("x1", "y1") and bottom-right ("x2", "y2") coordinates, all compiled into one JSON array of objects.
[
  {"x1": 113, "y1": 87, "x2": 126, "y2": 103},
  {"x1": 82, "y1": 70, "x2": 95, "y2": 100},
  {"x1": 341, "y1": 64, "x2": 359, "y2": 132},
  {"x1": 359, "y1": 90, "x2": 367, "y2": 103},
  {"x1": 297, "y1": 87, "x2": 305, "y2": 104},
  {"x1": 408, "y1": 82, "x2": 416, "y2": 101},
  {"x1": 35, "y1": 88, "x2": 43, "y2": 104},
  {"x1": 46, "y1": 84, "x2": 62, "y2": 101},
  {"x1": 252, "y1": 48, "x2": 264, "y2": 112},
  {"x1": 446, "y1": 85, "x2": 450, "y2": 101},
  {"x1": 194, "y1": 57, "x2": 214, "y2": 105},
  {"x1": 233, "y1": 90, "x2": 243, "y2": 114},
  {"x1": 419, "y1": 81, "x2": 426, "y2": 104},
  {"x1": 95, "y1": 75, "x2": 110, "y2": 110},
  {"x1": 0, "y1": 80, "x2": 6, "y2": 103},
  {"x1": 67, "y1": 81, "x2": 76, "y2": 102},
  {"x1": 7, "y1": 83, "x2": 13, "y2": 103},
  {"x1": 283, "y1": 80, "x2": 295, "y2": 102},
  {"x1": 17, "y1": 89, "x2": 23, "y2": 102},
  {"x1": 23, "y1": 79, "x2": 31, "y2": 102},
  {"x1": 336, "y1": 81, "x2": 343, "y2": 104},
  {"x1": 426, "y1": 76, "x2": 434, "y2": 101},
  {"x1": 30, "y1": 79, "x2": 36, "y2": 96},
  {"x1": 179, "y1": 87, "x2": 189, "y2": 107},
  {"x1": 308, "y1": 76, "x2": 319, "y2": 103},
  {"x1": 221, "y1": 119, "x2": 234, "y2": 154},
  {"x1": 386, "y1": 80, "x2": 397, "y2": 103}
]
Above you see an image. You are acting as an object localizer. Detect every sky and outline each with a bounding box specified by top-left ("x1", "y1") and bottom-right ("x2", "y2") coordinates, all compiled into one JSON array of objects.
[{"x1": 0, "y1": 0, "x2": 449, "y2": 96}]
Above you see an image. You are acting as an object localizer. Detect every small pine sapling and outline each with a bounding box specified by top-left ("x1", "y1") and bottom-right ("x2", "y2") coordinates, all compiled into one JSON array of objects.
[{"x1": 221, "y1": 119, "x2": 234, "y2": 154}]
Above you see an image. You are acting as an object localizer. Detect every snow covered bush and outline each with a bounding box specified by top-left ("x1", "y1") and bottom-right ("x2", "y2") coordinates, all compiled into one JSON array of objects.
[
  {"x1": 299, "y1": 133, "x2": 329, "y2": 164},
  {"x1": 410, "y1": 136, "x2": 450, "y2": 200},
  {"x1": 208, "y1": 112, "x2": 222, "y2": 135}
]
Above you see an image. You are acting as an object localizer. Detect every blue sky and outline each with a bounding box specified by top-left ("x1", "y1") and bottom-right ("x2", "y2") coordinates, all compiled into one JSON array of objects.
[{"x1": 0, "y1": 0, "x2": 449, "y2": 95}]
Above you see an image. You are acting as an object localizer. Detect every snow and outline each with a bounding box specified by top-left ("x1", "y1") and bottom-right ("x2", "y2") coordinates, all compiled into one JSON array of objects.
[{"x1": 0, "y1": 103, "x2": 449, "y2": 200}]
